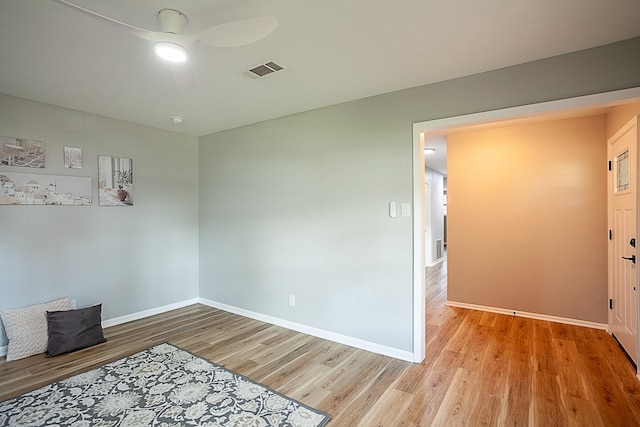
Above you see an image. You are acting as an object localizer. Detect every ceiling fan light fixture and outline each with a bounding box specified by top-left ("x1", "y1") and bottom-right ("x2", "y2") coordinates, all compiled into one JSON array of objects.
[{"x1": 155, "y1": 42, "x2": 187, "y2": 63}]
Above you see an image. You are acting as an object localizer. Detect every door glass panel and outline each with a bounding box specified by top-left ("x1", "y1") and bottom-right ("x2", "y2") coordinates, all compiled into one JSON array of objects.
[{"x1": 617, "y1": 148, "x2": 630, "y2": 192}]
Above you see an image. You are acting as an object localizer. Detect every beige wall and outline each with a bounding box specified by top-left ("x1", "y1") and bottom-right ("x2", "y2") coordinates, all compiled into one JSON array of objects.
[
  {"x1": 607, "y1": 101, "x2": 640, "y2": 138},
  {"x1": 447, "y1": 115, "x2": 608, "y2": 323}
]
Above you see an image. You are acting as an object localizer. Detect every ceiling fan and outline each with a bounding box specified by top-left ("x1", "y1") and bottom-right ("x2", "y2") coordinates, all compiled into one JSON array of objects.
[{"x1": 53, "y1": 0, "x2": 278, "y2": 88}]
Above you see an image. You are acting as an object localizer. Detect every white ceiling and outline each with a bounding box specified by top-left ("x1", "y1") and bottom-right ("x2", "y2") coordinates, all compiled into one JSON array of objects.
[{"x1": 1, "y1": 0, "x2": 640, "y2": 137}]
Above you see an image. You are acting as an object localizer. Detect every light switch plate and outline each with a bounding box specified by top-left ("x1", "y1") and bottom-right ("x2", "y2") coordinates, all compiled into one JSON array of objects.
[
  {"x1": 389, "y1": 202, "x2": 397, "y2": 218},
  {"x1": 401, "y1": 202, "x2": 411, "y2": 217}
]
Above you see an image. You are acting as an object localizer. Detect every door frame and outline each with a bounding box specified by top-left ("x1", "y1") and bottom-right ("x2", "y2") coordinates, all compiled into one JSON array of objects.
[{"x1": 411, "y1": 87, "x2": 640, "y2": 364}]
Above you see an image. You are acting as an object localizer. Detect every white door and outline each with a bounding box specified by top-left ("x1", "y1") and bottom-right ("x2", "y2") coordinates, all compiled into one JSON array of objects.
[{"x1": 608, "y1": 116, "x2": 639, "y2": 364}]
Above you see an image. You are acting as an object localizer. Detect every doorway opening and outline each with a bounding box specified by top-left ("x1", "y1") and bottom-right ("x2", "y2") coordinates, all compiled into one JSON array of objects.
[{"x1": 411, "y1": 87, "x2": 640, "y2": 364}]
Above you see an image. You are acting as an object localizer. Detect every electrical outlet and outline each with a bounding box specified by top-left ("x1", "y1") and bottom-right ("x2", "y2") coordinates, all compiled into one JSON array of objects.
[{"x1": 288, "y1": 294, "x2": 296, "y2": 307}]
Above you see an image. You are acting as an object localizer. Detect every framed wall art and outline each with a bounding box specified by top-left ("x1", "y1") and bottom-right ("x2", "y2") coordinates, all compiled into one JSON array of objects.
[
  {"x1": 98, "y1": 155, "x2": 133, "y2": 206},
  {"x1": 64, "y1": 146, "x2": 83, "y2": 169},
  {"x1": 0, "y1": 136, "x2": 45, "y2": 169},
  {"x1": 0, "y1": 171, "x2": 92, "y2": 205}
]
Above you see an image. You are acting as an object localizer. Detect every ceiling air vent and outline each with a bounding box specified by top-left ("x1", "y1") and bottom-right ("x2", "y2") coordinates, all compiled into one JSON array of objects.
[{"x1": 242, "y1": 61, "x2": 284, "y2": 79}]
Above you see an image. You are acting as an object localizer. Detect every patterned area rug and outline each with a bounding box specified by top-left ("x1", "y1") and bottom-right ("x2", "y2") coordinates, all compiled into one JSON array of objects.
[{"x1": 0, "y1": 343, "x2": 331, "y2": 426}]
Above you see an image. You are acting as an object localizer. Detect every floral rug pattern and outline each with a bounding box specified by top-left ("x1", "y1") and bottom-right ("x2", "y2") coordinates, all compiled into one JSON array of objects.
[{"x1": 0, "y1": 343, "x2": 331, "y2": 426}]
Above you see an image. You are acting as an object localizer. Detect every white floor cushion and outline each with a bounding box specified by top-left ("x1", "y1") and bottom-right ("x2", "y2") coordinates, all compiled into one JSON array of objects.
[{"x1": 0, "y1": 297, "x2": 71, "y2": 361}]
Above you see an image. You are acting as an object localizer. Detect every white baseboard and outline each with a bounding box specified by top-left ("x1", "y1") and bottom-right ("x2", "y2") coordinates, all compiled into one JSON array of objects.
[
  {"x1": 101, "y1": 298, "x2": 200, "y2": 329},
  {"x1": 1, "y1": 297, "x2": 606, "y2": 361},
  {"x1": 198, "y1": 298, "x2": 415, "y2": 362},
  {"x1": 2, "y1": 297, "x2": 413, "y2": 362},
  {"x1": 445, "y1": 300, "x2": 608, "y2": 330}
]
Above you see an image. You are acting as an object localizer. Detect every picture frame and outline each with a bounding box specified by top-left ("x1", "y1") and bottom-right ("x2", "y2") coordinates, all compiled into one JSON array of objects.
[
  {"x1": 98, "y1": 155, "x2": 133, "y2": 206},
  {"x1": 0, "y1": 136, "x2": 45, "y2": 168},
  {"x1": 0, "y1": 171, "x2": 92, "y2": 205},
  {"x1": 64, "y1": 146, "x2": 83, "y2": 169}
]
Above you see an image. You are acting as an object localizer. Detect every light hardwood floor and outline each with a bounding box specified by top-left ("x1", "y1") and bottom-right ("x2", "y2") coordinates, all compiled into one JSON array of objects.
[{"x1": 2, "y1": 259, "x2": 640, "y2": 426}]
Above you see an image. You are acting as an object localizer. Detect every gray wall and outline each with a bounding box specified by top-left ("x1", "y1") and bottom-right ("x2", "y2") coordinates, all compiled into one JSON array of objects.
[
  {"x1": 2, "y1": 37, "x2": 639, "y2": 356},
  {"x1": 0, "y1": 95, "x2": 199, "y2": 347},
  {"x1": 198, "y1": 109, "x2": 414, "y2": 350},
  {"x1": 198, "y1": 37, "x2": 640, "y2": 354}
]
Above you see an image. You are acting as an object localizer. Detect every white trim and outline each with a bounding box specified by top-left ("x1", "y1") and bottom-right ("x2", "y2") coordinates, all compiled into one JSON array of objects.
[
  {"x1": 101, "y1": 298, "x2": 200, "y2": 329},
  {"x1": 411, "y1": 127, "x2": 426, "y2": 363},
  {"x1": 199, "y1": 298, "x2": 415, "y2": 362},
  {"x1": 416, "y1": 87, "x2": 640, "y2": 133},
  {"x1": 446, "y1": 300, "x2": 608, "y2": 330},
  {"x1": 411, "y1": 87, "x2": 640, "y2": 367},
  {"x1": 2, "y1": 296, "x2": 414, "y2": 362}
]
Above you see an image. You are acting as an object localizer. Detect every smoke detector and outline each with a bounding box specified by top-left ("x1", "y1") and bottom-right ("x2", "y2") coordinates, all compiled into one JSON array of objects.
[{"x1": 242, "y1": 61, "x2": 284, "y2": 79}]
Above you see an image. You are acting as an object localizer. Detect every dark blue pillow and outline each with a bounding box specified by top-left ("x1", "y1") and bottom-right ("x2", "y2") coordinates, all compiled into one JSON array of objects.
[{"x1": 46, "y1": 304, "x2": 106, "y2": 357}]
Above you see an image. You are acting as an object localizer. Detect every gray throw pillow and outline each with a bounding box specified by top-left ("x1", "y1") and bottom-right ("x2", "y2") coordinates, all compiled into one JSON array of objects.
[{"x1": 46, "y1": 304, "x2": 106, "y2": 357}]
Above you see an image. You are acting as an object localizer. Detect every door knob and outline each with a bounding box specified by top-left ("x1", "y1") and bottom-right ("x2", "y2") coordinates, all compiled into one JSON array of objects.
[{"x1": 622, "y1": 255, "x2": 636, "y2": 264}]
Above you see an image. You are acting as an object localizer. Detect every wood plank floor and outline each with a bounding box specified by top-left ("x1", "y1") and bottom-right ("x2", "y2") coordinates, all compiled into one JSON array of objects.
[{"x1": 2, "y1": 258, "x2": 640, "y2": 425}]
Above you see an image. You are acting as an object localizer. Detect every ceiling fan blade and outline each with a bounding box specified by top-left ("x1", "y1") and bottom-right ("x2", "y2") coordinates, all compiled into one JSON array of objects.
[
  {"x1": 53, "y1": 0, "x2": 168, "y2": 43},
  {"x1": 196, "y1": 15, "x2": 278, "y2": 48},
  {"x1": 172, "y1": 63, "x2": 198, "y2": 89}
]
